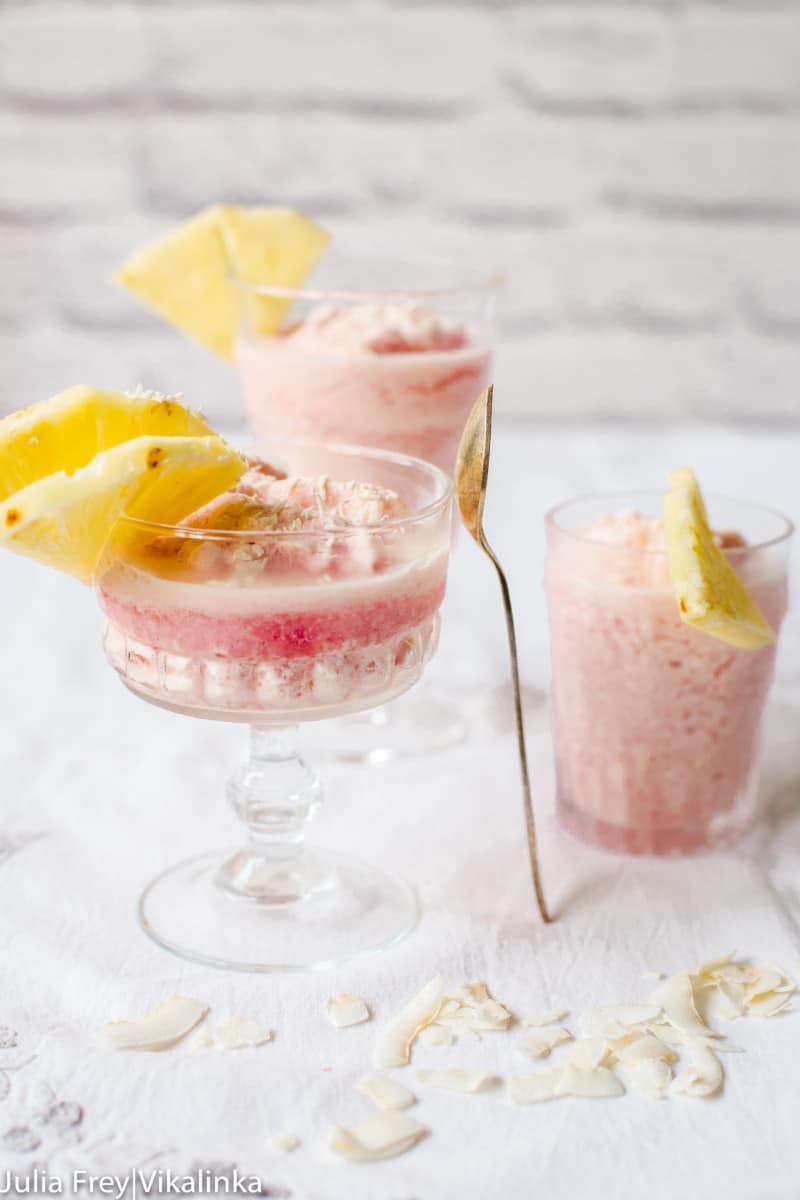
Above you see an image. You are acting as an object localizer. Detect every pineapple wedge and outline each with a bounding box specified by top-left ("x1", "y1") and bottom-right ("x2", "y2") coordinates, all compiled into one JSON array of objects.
[
  {"x1": 0, "y1": 434, "x2": 245, "y2": 584},
  {"x1": 0, "y1": 385, "x2": 214, "y2": 503},
  {"x1": 116, "y1": 206, "x2": 330, "y2": 360},
  {"x1": 663, "y1": 467, "x2": 774, "y2": 650}
]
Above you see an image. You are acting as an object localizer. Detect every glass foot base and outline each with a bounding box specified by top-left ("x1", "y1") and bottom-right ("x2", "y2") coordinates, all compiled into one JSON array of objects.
[
  {"x1": 305, "y1": 689, "x2": 469, "y2": 765},
  {"x1": 139, "y1": 849, "x2": 419, "y2": 972}
]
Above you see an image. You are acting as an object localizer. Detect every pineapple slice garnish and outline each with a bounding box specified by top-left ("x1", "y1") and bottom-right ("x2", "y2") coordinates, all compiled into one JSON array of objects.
[
  {"x1": 0, "y1": 387, "x2": 246, "y2": 583},
  {"x1": 663, "y1": 467, "x2": 774, "y2": 650},
  {"x1": 0, "y1": 385, "x2": 215, "y2": 501},
  {"x1": 115, "y1": 206, "x2": 330, "y2": 360}
]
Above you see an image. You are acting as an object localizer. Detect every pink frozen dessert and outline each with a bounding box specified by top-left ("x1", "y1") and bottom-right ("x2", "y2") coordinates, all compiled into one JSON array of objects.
[
  {"x1": 545, "y1": 506, "x2": 790, "y2": 855},
  {"x1": 236, "y1": 302, "x2": 492, "y2": 474},
  {"x1": 97, "y1": 461, "x2": 450, "y2": 721}
]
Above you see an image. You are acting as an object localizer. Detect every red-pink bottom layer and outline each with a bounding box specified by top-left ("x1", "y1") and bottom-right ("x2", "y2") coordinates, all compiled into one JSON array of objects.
[
  {"x1": 103, "y1": 616, "x2": 440, "y2": 718},
  {"x1": 99, "y1": 580, "x2": 445, "y2": 660},
  {"x1": 99, "y1": 578, "x2": 446, "y2": 718}
]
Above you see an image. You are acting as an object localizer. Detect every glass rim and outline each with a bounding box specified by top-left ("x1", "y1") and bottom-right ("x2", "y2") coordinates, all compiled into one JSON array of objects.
[
  {"x1": 228, "y1": 253, "x2": 505, "y2": 305},
  {"x1": 116, "y1": 437, "x2": 455, "y2": 540},
  {"x1": 546, "y1": 489, "x2": 794, "y2": 556}
]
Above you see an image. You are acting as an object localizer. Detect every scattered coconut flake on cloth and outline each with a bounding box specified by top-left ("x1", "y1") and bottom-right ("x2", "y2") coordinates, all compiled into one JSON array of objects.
[
  {"x1": 557, "y1": 1064, "x2": 625, "y2": 1099},
  {"x1": 507, "y1": 1069, "x2": 562, "y2": 1105},
  {"x1": 92, "y1": 996, "x2": 208, "y2": 1052},
  {"x1": 189, "y1": 1015, "x2": 272, "y2": 1051},
  {"x1": 579, "y1": 1005, "x2": 662, "y2": 1040},
  {"x1": 566, "y1": 1037, "x2": 610, "y2": 1070},
  {"x1": 357, "y1": 1074, "x2": 416, "y2": 1111},
  {"x1": 325, "y1": 994, "x2": 370, "y2": 1029},
  {"x1": 617, "y1": 1034, "x2": 676, "y2": 1068},
  {"x1": 421, "y1": 980, "x2": 513, "y2": 1045},
  {"x1": 418, "y1": 1024, "x2": 454, "y2": 1048},
  {"x1": 649, "y1": 975, "x2": 716, "y2": 1039},
  {"x1": 372, "y1": 976, "x2": 444, "y2": 1068},
  {"x1": 329, "y1": 1110, "x2": 427, "y2": 1163},
  {"x1": 523, "y1": 1009, "x2": 569, "y2": 1028},
  {"x1": 508, "y1": 1064, "x2": 624, "y2": 1104},
  {"x1": 416, "y1": 1069, "x2": 498, "y2": 1094},
  {"x1": 504, "y1": 954, "x2": 794, "y2": 1106},
  {"x1": 515, "y1": 1027, "x2": 573, "y2": 1060},
  {"x1": 629, "y1": 1059, "x2": 673, "y2": 1099}
]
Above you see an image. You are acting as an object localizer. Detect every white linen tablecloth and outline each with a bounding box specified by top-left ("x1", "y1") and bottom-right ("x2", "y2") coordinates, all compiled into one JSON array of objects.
[{"x1": 1, "y1": 423, "x2": 799, "y2": 1198}]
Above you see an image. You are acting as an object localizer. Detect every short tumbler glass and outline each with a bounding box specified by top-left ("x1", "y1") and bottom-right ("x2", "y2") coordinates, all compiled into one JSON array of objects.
[{"x1": 544, "y1": 492, "x2": 792, "y2": 855}]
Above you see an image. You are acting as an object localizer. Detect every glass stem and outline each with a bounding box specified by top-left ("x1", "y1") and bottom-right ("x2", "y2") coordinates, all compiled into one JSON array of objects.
[{"x1": 218, "y1": 724, "x2": 324, "y2": 904}]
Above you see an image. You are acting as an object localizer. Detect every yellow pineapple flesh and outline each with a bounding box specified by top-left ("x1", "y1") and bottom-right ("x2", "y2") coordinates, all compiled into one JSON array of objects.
[{"x1": 663, "y1": 467, "x2": 774, "y2": 650}]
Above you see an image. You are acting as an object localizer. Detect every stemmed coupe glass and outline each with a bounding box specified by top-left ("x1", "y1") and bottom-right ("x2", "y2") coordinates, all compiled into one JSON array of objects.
[{"x1": 95, "y1": 439, "x2": 453, "y2": 971}]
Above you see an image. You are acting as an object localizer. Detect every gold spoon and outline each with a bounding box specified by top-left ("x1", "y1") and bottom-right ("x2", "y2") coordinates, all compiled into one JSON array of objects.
[{"x1": 455, "y1": 385, "x2": 552, "y2": 924}]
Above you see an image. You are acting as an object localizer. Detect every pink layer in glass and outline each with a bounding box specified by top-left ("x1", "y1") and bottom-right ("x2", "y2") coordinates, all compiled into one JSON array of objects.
[
  {"x1": 545, "y1": 512, "x2": 788, "y2": 855},
  {"x1": 237, "y1": 304, "x2": 491, "y2": 473}
]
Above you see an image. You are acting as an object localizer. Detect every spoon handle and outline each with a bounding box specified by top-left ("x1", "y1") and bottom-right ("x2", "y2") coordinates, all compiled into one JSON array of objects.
[{"x1": 484, "y1": 540, "x2": 552, "y2": 924}]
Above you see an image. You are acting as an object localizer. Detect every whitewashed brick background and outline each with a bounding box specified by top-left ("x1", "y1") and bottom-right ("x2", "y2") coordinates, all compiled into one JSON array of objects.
[{"x1": 2, "y1": 0, "x2": 800, "y2": 425}]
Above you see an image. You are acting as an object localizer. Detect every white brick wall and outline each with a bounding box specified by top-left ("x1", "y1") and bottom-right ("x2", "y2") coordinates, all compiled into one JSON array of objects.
[{"x1": 2, "y1": 0, "x2": 800, "y2": 424}]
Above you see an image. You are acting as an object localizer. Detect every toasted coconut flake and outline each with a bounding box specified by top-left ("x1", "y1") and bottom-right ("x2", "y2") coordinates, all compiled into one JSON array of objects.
[
  {"x1": 708, "y1": 978, "x2": 747, "y2": 1021},
  {"x1": 556, "y1": 1064, "x2": 625, "y2": 1099},
  {"x1": 357, "y1": 1074, "x2": 415, "y2": 1111},
  {"x1": 606, "y1": 1029, "x2": 646, "y2": 1057},
  {"x1": 92, "y1": 996, "x2": 208, "y2": 1052},
  {"x1": 646, "y1": 1021, "x2": 688, "y2": 1048},
  {"x1": 523, "y1": 1008, "x2": 569, "y2": 1027},
  {"x1": 190, "y1": 1015, "x2": 272, "y2": 1051},
  {"x1": 579, "y1": 1014, "x2": 627, "y2": 1040},
  {"x1": 630, "y1": 1059, "x2": 672, "y2": 1099},
  {"x1": 650, "y1": 974, "x2": 715, "y2": 1038},
  {"x1": 372, "y1": 976, "x2": 443, "y2": 1069},
  {"x1": 568, "y1": 1038, "x2": 611, "y2": 1070},
  {"x1": 715, "y1": 961, "x2": 759, "y2": 988},
  {"x1": 580, "y1": 1005, "x2": 661, "y2": 1039},
  {"x1": 649, "y1": 1022, "x2": 738, "y2": 1053},
  {"x1": 671, "y1": 1042, "x2": 723, "y2": 1098},
  {"x1": 515, "y1": 1027, "x2": 572, "y2": 1060},
  {"x1": 416, "y1": 1069, "x2": 498, "y2": 1094},
  {"x1": 457, "y1": 981, "x2": 490, "y2": 1005},
  {"x1": 507, "y1": 1069, "x2": 562, "y2": 1104},
  {"x1": 419, "y1": 1025, "x2": 454, "y2": 1048},
  {"x1": 325, "y1": 994, "x2": 370, "y2": 1029},
  {"x1": 470, "y1": 998, "x2": 513, "y2": 1030},
  {"x1": 329, "y1": 1110, "x2": 426, "y2": 1163},
  {"x1": 267, "y1": 1132, "x2": 299, "y2": 1154},
  {"x1": 745, "y1": 991, "x2": 794, "y2": 1018},
  {"x1": 744, "y1": 964, "x2": 785, "y2": 996},
  {"x1": 696, "y1": 951, "x2": 736, "y2": 978},
  {"x1": 618, "y1": 1034, "x2": 676, "y2": 1068},
  {"x1": 434, "y1": 1014, "x2": 480, "y2": 1041}
]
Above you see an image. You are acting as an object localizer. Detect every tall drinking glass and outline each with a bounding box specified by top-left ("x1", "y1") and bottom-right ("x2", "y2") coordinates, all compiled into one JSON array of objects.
[
  {"x1": 233, "y1": 250, "x2": 499, "y2": 761},
  {"x1": 545, "y1": 492, "x2": 792, "y2": 855}
]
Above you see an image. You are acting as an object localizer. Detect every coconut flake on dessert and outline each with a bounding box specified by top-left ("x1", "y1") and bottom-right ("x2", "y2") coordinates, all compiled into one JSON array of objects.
[
  {"x1": 283, "y1": 302, "x2": 469, "y2": 356},
  {"x1": 141, "y1": 463, "x2": 410, "y2": 582},
  {"x1": 233, "y1": 468, "x2": 408, "y2": 528}
]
